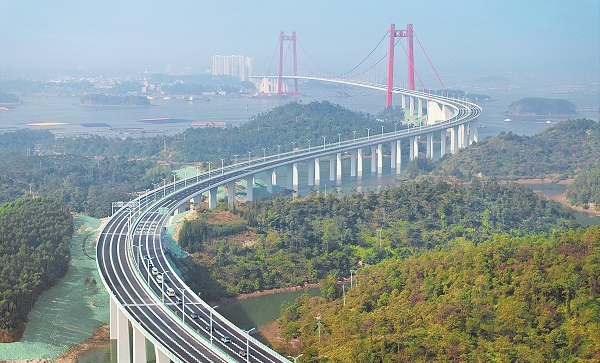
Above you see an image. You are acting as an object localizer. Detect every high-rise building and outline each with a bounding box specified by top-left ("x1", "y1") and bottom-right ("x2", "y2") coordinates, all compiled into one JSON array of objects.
[{"x1": 211, "y1": 55, "x2": 253, "y2": 81}]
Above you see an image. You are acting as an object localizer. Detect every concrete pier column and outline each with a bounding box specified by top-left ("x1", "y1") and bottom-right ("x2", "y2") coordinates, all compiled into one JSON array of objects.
[
  {"x1": 350, "y1": 149, "x2": 357, "y2": 177},
  {"x1": 336, "y1": 153, "x2": 342, "y2": 179},
  {"x1": 271, "y1": 168, "x2": 277, "y2": 186},
  {"x1": 395, "y1": 140, "x2": 401, "y2": 173},
  {"x1": 377, "y1": 144, "x2": 383, "y2": 174},
  {"x1": 370, "y1": 146, "x2": 377, "y2": 173},
  {"x1": 227, "y1": 181, "x2": 235, "y2": 204},
  {"x1": 329, "y1": 155, "x2": 335, "y2": 181},
  {"x1": 462, "y1": 123, "x2": 468, "y2": 149},
  {"x1": 208, "y1": 187, "x2": 218, "y2": 209},
  {"x1": 155, "y1": 347, "x2": 170, "y2": 363},
  {"x1": 314, "y1": 158, "x2": 321, "y2": 184},
  {"x1": 246, "y1": 175, "x2": 253, "y2": 202},
  {"x1": 473, "y1": 120, "x2": 479, "y2": 143},
  {"x1": 450, "y1": 126, "x2": 458, "y2": 154},
  {"x1": 110, "y1": 296, "x2": 117, "y2": 339},
  {"x1": 418, "y1": 98, "x2": 423, "y2": 119},
  {"x1": 265, "y1": 170, "x2": 273, "y2": 193},
  {"x1": 117, "y1": 307, "x2": 131, "y2": 363},
  {"x1": 426, "y1": 132, "x2": 434, "y2": 159},
  {"x1": 286, "y1": 164, "x2": 294, "y2": 190},
  {"x1": 357, "y1": 149, "x2": 363, "y2": 176},
  {"x1": 401, "y1": 94, "x2": 406, "y2": 109},
  {"x1": 308, "y1": 160, "x2": 315, "y2": 186},
  {"x1": 133, "y1": 325, "x2": 147, "y2": 363},
  {"x1": 390, "y1": 142, "x2": 396, "y2": 169},
  {"x1": 440, "y1": 130, "x2": 446, "y2": 157},
  {"x1": 409, "y1": 136, "x2": 416, "y2": 160},
  {"x1": 293, "y1": 163, "x2": 299, "y2": 188},
  {"x1": 409, "y1": 96, "x2": 415, "y2": 116},
  {"x1": 177, "y1": 204, "x2": 186, "y2": 214}
]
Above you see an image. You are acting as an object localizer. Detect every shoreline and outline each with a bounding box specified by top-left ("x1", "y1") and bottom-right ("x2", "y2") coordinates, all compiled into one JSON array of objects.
[{"x1": 513, "y1": 178, "x2": 599, "y2": 216}]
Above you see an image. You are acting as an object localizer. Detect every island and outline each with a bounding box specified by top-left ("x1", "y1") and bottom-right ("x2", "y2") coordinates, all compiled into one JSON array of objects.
[
  {"x1": 0, "y1": 93, "x2": 21, "y2": 110},
  {"x1": 78, "y1": 94, "x2": 151, "y2": 107},
  {"x1": 506, "y1": 97, "x2": 577, "y2": 116}
]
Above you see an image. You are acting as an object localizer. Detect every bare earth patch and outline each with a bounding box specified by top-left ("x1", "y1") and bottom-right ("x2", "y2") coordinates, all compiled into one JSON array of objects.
[{"x1": 514, "y1": 178, "x2": 599, "y2": 216}]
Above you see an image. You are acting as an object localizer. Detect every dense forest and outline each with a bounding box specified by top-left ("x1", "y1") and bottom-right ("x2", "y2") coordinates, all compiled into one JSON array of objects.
[
  {"x1": 48, "y1": 101, "x2": 409, "y2": 162},
  {"x1": 0, "y1": 198, "x2": 73, "y2": 341},
  {"x1": 567, "y1": 162, "x2": 600, "y2": 210},
  {"x1": 0, "y1": 130, "x2": 171, "y2": 217},
  {"x1": 178, "y1": 179, "x2": 578, "y2": 297},
  {"x1": 436, "y1": 119, "x2": 600, "y2": 180},
  {"x1": 276, "y1": 227, "x2": 600, "y2": 362},
  {"x1": 506, "y1": 97, "x2": 577, "y2": 116}
]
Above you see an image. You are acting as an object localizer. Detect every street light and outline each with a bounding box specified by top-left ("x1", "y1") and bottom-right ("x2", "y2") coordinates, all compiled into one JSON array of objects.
[
  {"x1": 207, "y1": 162, "x2": 212, "y2": 180},
  {"x1": 184, "y1": 169, "x2": 188, "y2": 186},
  {"x1": 322, "y1": 136, "x2": 326, "y2": 150},
  {"x1": 248, "y1": 151, "x2": 252, "y2": 165},
  {"x1": 178, "y1": 287, "x2": 186, "y2": 324},
  {"x1": 367, "y1": 128, "x2": 370, "y2": 140},
  {"x1": 209, "y1": 305, "x2": 218, "y2": 344},
  {"x1": 381, "y1": 125, "x2": 384, "y2": 138},
  {"x1": 162, "y1": 178, "x2": 167, "y2": 197},
  {"x1": 143, "y1": 256, "x2": 154, "y2": 285},
  {"x1": 307, "y1": 138, "x2": 311, "y2": 150},
  {"x1": 337, "y1": 133, "x2": 341, "y2": 146},
  {"x1": 276, "y1": 145, "x2": 281, "y2": 158},
  {"x1": 220, "y1": 158, "x2": 225, "y2": 175},
  {"x1": 159, "y1": 272, "x2": 167, "y2": 301},
  {"x1": 244, "y1": 328, "x2": 255, "y2": 363},
  {"x1": 353, "y1": 130, "x2": 356, "y2": 140},
  {"x1": 262, "y1": 148, "x2": 266, "y2": 163},
  {"x1": 196, "y1": 165, "x2": 200, "y2": 182},
  {"x1": 234, "y1": 154, "x2": 238, "y2": 165},
  {"x1": 292, "y1": 141, "x2": 297, "y2": 154},
  {"x1": 172, "y1": 173, "x2": 176, "y2": 193},
  {"x1": 132, "y1": 243, "x2": 142, "y2": 269},
  {"x1": 288, "y1": 354, "x2": 304, "y2": 363}
]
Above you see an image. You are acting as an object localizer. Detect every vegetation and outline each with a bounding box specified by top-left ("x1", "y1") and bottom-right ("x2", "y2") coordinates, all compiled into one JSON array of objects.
[
  {"x1": 277, "y1": 227, "x2": 600, "y2": 362},
  {"x1": 567, "y1": 162, "x2": 600, "y2": 210},
  {"x1": 436, "y1": 119, "x2": 600, "y2": 180},
  {"x1": 78, "y1": 93, "x2": 150, "y2": 107},
  {"x1": 506, "y1": 97, "x2": 577, "y2": 116},
  {"x1": 0, "y1": 93, "x2": 20, "y2": 104},
  {"x1": 0, "y1": 198, "x2": 73, "y2": 341},
  {"x1": 178, "y1": 179, "x2": 578, "y2": 296}
]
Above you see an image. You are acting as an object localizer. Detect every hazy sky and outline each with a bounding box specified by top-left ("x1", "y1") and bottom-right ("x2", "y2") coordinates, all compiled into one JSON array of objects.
[{"x1": 1, "y1": 0, "x2": 598, "y2": 84}]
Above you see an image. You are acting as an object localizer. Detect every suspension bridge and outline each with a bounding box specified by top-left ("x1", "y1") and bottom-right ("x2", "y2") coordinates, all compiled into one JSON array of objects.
[{"x1": 98, "y1": 24, "x2": 481, "y2": 363}]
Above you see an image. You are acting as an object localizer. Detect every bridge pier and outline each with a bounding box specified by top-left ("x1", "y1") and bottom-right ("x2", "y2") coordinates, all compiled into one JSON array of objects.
[
  {"x1": 155, "y1": 347, "x2": 170, "y2": 363},
  {"x1": 418, "y1": 98, "x2": 423, "y2": 119},
  {"x1": 409, "y1": 96, "x2": 415, "y2": 116},
  {"x1": 336, "y1": 153, "x2": 342, "y2": 180},
  {"x1": 472, "y1": 120, "x2": 479, "y2": 144},
  {"x1": 227, "y1": 181, "x2": 235, "y2": 204},
  {"x1": 377, "y1": 144, "x2": 383, "y2": 174},
  {"x1": 308, "y1": 160, "x2": 315, "y2": 186},
  {"x1": 357, "y1": 148, "x2": 363, "y2": 176},
  {"x1": 208, "y1": 187, "x2": 218, "y2": 209},
  {"x1": 246, "y1": 175, "x2": 253, "y2": 202},
  {"x1": 370, "y1": 146, "x2": 376, "y2": 173},
  {"x1": 133, "y1": 325, "x2": 147, "y2": 363},
  {"x1": 110, "y1": 295, "x2": 117, "y2": 339},
  {"x1": 426, "y1": 132, "x2": 434, "y2": 159},
  {"x1": 329, "y1": 156, "x2": 335, "y2": 181},
  {"x1": 286, "y1": 164, "x2": 294, "y2": 190},
  {"x1": 402, "y1": 94, "x2": 406, "y2": 109},
  {"x1": 394, "y1": 140, "x2": 402, "y2": 173},
  {"x1": 450, "y1": 126, "x2": 458, "y2": 154},
  {"x1": 350, "y1": 149, "x2": 357, "y2": 177},
  {"x1": 293, "y1": 163, "x2": 299, "y2": 188},
  {"x1": 314, "y1": 158, "x2": 320, "y2": 184},
  {"x1": 440, "y1": 130, "x2": 447, "y2": 157},
  {"x1": 117, "y1": 306, "x2": 130, "y2": 363},
  {"x1": 390, "y1": 142, "x2": 396, "y2": 170},
  {"x1": 409, "y1": 136, "x2": 416, "y2": 160}
]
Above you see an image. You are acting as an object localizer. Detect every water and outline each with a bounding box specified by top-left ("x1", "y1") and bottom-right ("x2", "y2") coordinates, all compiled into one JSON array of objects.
[{"x1": 1, "y1": 82, "x2": 597, "y2": 138}]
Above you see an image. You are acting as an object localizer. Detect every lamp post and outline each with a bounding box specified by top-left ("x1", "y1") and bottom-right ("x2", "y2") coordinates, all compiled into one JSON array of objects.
[
  {"x1": 162, "y1": 178, "x2": 167, "y2": 197},
  {"x1": 207, "y1": 162, "x2": 212, "y2": 180},
  {"x1": 381, "y1": 125, "x2": 384, "y2": 138},
  {"x1": 234, "y1": 154, "x2": 238, "y2": 166},
  {"x1": 196, "y1": 165, "x2": 200, "y2": 182},
  {"x1": 159, "y1": 272, "x2": 167, "y2": 301},
  {"x1": 353, "y1": 130, "x2": 356, "y2": 140},
  {"x1": 287, "y1": 354, "x2": 304, "y2": 363},
  {"x1": 322, "y1": 136, "x2": 326, "y2": 150},
  {"x1": 244, "y1": 328, "x2": 255, "y2": 363},
  {"x1": 307, "y1": 138, "x2": 311, "y2": 150},
  {"x1": 367, "y1": 128, "x2": 370, "y2": 140},
  {"x1": 184, "y1": 169, "x2": 188, "y2": 186},
  {"x1": 292, "y1": 141, "x2": 297, "y2": 154},
  {"x1": 276, "y1": 145, "x2": 281, "y2": 158},
  {"x1": 248, "y1": 151, "x2": 252, "y2": 165},
  {"x1": 262, "y1": 148, "x2": 266, "y2": 163},
  {"x1": 209, "y1": 305, "x2": 218, "y2": 344},
  {"x1": 132, "y1": 243, "x2": 142, "y2": 269},
  {"x1": 394, "y1": 122, "x2": 398, "y2": 134},
  {"x1": 172, "y1": 173, "x2": 176, "y2": 193},
  {"x1": 178, "y1": 287, "x2": 186, "y2": 324},
  {"x1": 220, "y1": 158, "x2": 224, "y2": 175},
  {"x1": 337, "y1": 133, "x2": 341, "y2": 146},
  {"x1": 143, "y1": 256, "x2": 154, "y2": 285}
]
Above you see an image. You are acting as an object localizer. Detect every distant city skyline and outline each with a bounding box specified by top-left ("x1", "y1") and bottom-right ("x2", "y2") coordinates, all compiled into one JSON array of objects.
[
  {"x1": 211, "y1": 55, "x2": 253, "y2": 82},
  {"x1": 0, "y1": 1, "x2": 598, "y2": 88}
]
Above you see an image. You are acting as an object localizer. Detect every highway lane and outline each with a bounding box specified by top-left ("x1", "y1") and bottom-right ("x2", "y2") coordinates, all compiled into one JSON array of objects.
[{"x1": 98, "y1": 90, "x2": 481, "y2": 362}]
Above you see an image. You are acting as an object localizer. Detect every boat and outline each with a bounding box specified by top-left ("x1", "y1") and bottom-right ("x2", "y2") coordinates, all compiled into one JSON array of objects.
[{"x1": 504, "y1": 118, "x2": 511, "y2": 122}]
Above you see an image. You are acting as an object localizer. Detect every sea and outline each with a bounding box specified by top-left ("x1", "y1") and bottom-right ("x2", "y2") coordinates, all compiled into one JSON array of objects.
[{"x1": 0, "y1": 79, "x2": 597, "y2": 139}]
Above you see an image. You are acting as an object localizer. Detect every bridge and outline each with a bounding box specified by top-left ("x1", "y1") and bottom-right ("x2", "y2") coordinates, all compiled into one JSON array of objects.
[{"x1": 97, "y1": 24, "x2": 482, "y2": 363}]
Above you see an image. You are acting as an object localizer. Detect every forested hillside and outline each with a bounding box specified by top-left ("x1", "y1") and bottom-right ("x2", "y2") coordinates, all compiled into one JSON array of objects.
[
  {"x1": 178, "y1": 179, "x2": 578, "y2": 297},
  {"x1": 567, "y1": 162, "x2": 600, "y2": 210},
  {"x1": 277, "y1": 227, "x2": 600, "y2": 362},
  {"x1": 436, "y1": 119, "x2": 599, "y2": 180},
  {"x1": 0, "y1": 198, "x2": 73, "y2": 341}
]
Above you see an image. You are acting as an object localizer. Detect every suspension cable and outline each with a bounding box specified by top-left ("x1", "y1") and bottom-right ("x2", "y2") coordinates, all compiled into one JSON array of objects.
[
  {"x1": 399, "y1": 40, "x2": 426, "y2": 91},
  {"x1": 414, "y1": 31, "x2": 447, "y2": 92}
]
